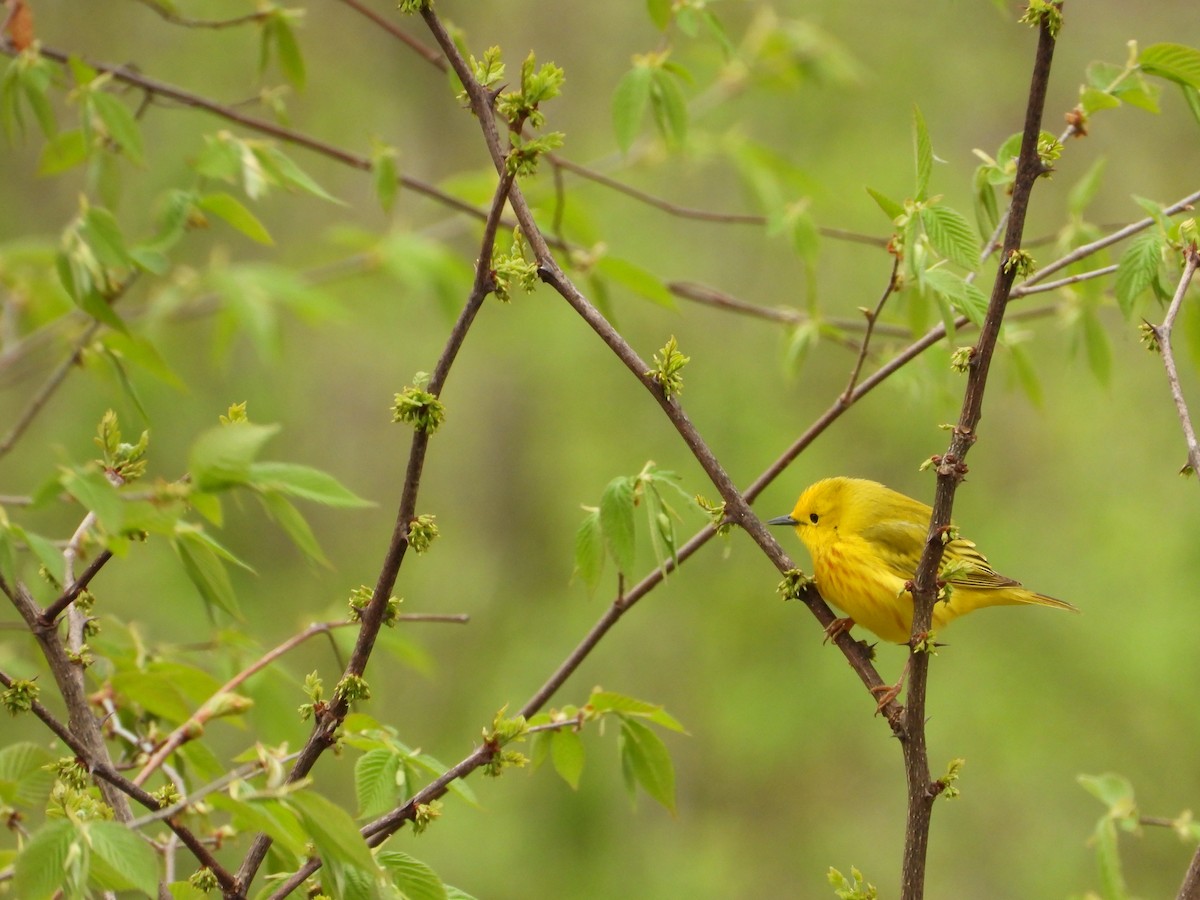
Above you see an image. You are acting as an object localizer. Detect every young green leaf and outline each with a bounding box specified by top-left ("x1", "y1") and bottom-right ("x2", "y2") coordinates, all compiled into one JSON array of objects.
[
  {"x1": 173, "y1": 527, "x2": 243, "y2": 618},
  {"x1": 376, "y1": 851, "x2": 449, "y2": 900},
  {"x1": 258, "y1": 491, "x2": 329, "y2": 567},
  {"x1": 1114, "y1": 229, "x2": 1165, "y2": 317},
  {"x1": 590, "y1": 690, "x2": 686, "y2": 732},
  {"x1": 13, "y1": 820, "x2": 77, "y2": 900},
  {"x1": 920, "y1": 205, "x2": 980, "y2": 271},
  {"x1": 573, "y1": 507, "x2": 605, "y2": 590},
  {"x1": 90, "y1": 91, "x2": 145, "y2": 165},
  {"x1": 912, "y1": 105, "x2": 933, "y2": 199},
  {"x1": 355, "y1": 748, "x2": 402, "y2": 819},
  {"x1": 188, "y1": 422, "x2": 280, "y2": 492},
  {"x1": 550, "y1": 728, "x2": 585, "y2": 789},
  {"x1": 599, "y1": 476, "x2": 637, "y2": 576},
  {"x1": 38, "y1": 130, "x2": 88, "y2": 175},
  {"x1": 1139, "y1": 43, "x2": 1200, "y2": 89},
  {"x1": 618, "y1": 717, "x2": 676, "y2": 812},
  {"x1": 198, "y1": 192, "x2": 274, "y2": 245},
  {"x1": 866, "y1": 187, "x2": 903, "y2": 222},
  {"x1": 594, "y1": 256, "x2": 676, "y2": 308},
  {"x1": 85, "y1": 820, "x2": 160, "y2": 896},
  {"x1": 650, "y1": 67, "x2": 688, "y2": 149},
  {"x1": 247, "y1": 461, "x2": 371, "y2": 507},
  {"x1": 612, "y1": 65, "x2": 653, "y2": 153}
]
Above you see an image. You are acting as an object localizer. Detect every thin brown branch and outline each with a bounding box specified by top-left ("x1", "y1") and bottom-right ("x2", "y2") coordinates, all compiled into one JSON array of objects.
[
  {"x1": 1177, "y1": 844, "x2": 1200, "y2": 900},
  {"x1": 1150, "y1": 244, "x2": 1200, "y2": 478},
  {"x1": 841, "y1": 256, "x2": 901, "y2": 402},
  {"x1": 335, "y1": 0, "x2": 447, "y2": 70},
  {"x1": 39, "y1": 549, "x2": 113, "y2": 625},
  {"x1": 1026, "y1": 188, "x2": 1200, "y2": 286},
  {"x1": 133, "y1": 620, "x2": 354, "y2": 786},
  {"x1": 232, "y1": 154, "x2": 517, "y2": 898},
  {"x1": 667, "y1": 280, "x2": 910, "y2": 336},
  {"x1": 900, "y1": 13, "x2": 1059, "y2": 900}
]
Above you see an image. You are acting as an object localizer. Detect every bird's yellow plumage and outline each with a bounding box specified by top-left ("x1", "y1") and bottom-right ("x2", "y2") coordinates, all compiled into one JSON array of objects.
[{"x1": 768, "y1": 477, "x2": 1077, "y2": 644}]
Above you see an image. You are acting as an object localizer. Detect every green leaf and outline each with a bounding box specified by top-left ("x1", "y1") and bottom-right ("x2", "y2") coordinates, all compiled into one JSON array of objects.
[
  {"x1": 85, "y1": 820, "x2": 160, "y2": 895},
  {"x1": 1182, "y1": 83, "x2": 1200, "y2": 128},
  {"x1": 612, "y1": 65, "x2": 654, "y2": 153},
  {"x1": 9, "y1": 524, "x2": 65, "y2": 586},
  {"x1": 257, "y1": 144, "x2": 341, "y2": 203},
  {"x1": 376, "y1": 851, "x2": 448, "y2": 900},
  {"x1": 356, "y1": 748, "x2": 402, "y2": 820},
  {"x1": 1140, "y1": 43, "x2": 1200, "y2": 89},
  {"x1": 258, "y1": 491, "x2": 329, "y2": 566},
  {"x1": 920, "y1": 205, "x2": 980, "y2": 270},
  {"x1": 198, "y1": 192, "x2": 274, "y2": 245},
  {"x1": 1114, "y1": 230, "x2": 1165, "y2": 317},
  {"x1": 1080, "y1": 307, "x2": 1112, "y2": 385},
  {"x1": 268, "y1": 12, "x2": 307, "y2": 90},
  {"x1": 288, "y1": 789, "x2": 382, "y2": 894},
  {"x1": 247, "y1": 461, "x2": 372, "y2": 507},
  {"x1": 590, "y1": 690, "x2": 686, "y2": 732},
  {"x1": 921, "y1": 267, "x2": 988, "y2": 328},
  {"x1": 0, "y1": 742, "x2": 55, "y2": 809},
  {"x1": 646, "y1": 0, "x2": 672, "y2": 30},
  {"x1": 550, "y1": 728, "x2": 585, "y2": 789},
  {"x1": 38, "y1": 129, "x2": 89, "y2": 175},
  {"x1": 912, "y1": 104, "x2": 933, "y2": 199},
  {"x1": 573, "y1": 508, "x2": 605, "y2": 590},
  {"x1": 866, "y1": 186, "x2": 903, "y2": 222},
  {"x1": 81, "y1": 206, "x2": 134, "y2": 269},
  {"x1": 649, "y1": 67, "x2": 688, "y2": 149},
  {"x1": 594, "y1": 256, "x2": 676, "y2": 308},
  {"x1": 1079, "y1": 772, "x2": 1137, "y2": 813},
  {"x1": 90, "y1": 91, "x2": 145, "y2": 165},
  {"x1": 209, "y1": 794, "x2": 309, "y2": 859},
  {"x1": 599, "y1": 476, "x2": 636, "y2": 576},
  {"x1": 61, "y1": 467, "x2": 124, "y2": 535},
  {"x1": 1067, "y1": 157, "x2": 1107, "y2": 215},
  {"x1": 14, "y1": 820, "x2": 78, "y2": 900},
  {"x1": 173, "y1": 527, "x2": 243, "y2": 618},
  {"x1": 618, "y1": 717, "x2": 676, "y2": 812},
  {"x1": 188, "y1": 422, "x2": 280, "y2": 492},
  {"x1": 372, "y1": 145, "x2": 400, "y2": 214}
]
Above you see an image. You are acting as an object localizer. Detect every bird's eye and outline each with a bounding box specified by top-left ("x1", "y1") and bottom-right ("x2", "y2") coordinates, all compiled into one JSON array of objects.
[{"x1": 809, "y1": 513, "x2": 819, "y2": 524}]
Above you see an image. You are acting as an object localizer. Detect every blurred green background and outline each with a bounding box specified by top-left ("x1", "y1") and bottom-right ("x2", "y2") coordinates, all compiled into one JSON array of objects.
[{"x1": 2, "y1": 0, "x2": 1200, "y2": 897}]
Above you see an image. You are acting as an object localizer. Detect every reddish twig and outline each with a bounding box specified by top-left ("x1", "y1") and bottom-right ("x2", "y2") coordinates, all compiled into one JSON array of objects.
[{"x1": 1149, "y1": 244, "x2": 1200, "y2": 478}]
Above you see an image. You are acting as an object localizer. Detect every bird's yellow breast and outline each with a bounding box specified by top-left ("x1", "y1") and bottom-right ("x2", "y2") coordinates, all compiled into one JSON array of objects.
[{"x1": 809, "y1": 533, "x2": 916, "y2": 644}]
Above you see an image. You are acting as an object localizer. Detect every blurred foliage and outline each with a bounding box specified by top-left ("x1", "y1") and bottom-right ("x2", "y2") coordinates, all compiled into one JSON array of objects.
[{"x1": 1, "y1": 0, "x2": 1200, "y2": 898}]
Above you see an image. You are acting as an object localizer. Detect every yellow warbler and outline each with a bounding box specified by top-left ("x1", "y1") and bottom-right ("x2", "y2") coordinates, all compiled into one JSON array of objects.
[{"x1": 767, "y1": 477, "x2": 1077, "y2": 644}]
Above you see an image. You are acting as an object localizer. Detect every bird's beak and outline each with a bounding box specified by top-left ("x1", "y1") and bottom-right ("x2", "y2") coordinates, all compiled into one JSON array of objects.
[{"x1": 765, "y1": 514, "x2": 799, "y2": 526}]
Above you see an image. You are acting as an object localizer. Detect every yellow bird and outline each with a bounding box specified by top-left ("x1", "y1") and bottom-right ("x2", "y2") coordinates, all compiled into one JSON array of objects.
[{"x1": 767, "y1": 476, "x2": 1077, "y2": 645}]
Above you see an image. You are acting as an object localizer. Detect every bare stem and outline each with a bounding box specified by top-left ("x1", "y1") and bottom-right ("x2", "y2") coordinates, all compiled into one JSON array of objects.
[{"x1": 1151, "y1": 245, "x2": 1200, "y2": 478}]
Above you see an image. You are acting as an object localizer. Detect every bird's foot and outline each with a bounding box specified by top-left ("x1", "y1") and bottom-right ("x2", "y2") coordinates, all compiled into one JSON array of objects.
[
  {"x1": 823, "y1": 617, "x2": 856, "y2": 644},
  {"x1": 870, "y1": 657, "x2": 911, "y2": 715}
]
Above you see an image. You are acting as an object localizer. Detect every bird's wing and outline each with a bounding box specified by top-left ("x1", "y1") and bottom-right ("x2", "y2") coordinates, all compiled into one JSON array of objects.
[
  {"x1": 859, "y1": 518, "x2": 926, "y2": 580},
  {"x1": 942, "y1": 538, "x2": 1023, "y2": 590}
]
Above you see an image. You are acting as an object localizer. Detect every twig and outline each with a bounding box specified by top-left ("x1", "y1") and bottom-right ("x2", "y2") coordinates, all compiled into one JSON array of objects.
[
  {"x1": 900, "y1": 13, "x2": 1059, "y2": 900},
  {"x1": 841, "y1": 256, "x2": 901, "y2": 402},
  {"x1": 233, "y1": 146, "x2": 517, "y2": 898},
  {"x1": 1150, "y1": 244, "x2": 1200, "y2": 478},
  {"x1": 134, "y1": 620, "x2": 354, "y2": 786},
  {"x1": 40, "y1": 549, "x2": 113, "y2": 626}
]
